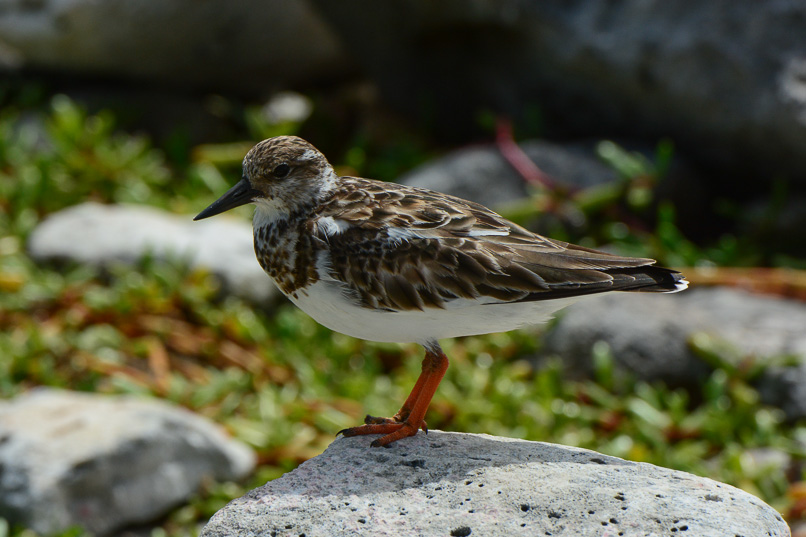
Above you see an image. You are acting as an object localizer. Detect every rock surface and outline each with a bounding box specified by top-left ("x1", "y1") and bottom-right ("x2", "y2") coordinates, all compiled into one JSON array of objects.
[
  {"x1": 541, "y1": 287, "x2": 806, "y2": 417},
  {"x1": 0, "y1": 388, "x2": 255, "y2": 536},
  {"x1": 27, "y1": 202, "x2": 279, "y2": 304},
  {"x1": 0, "y1": 0, "x2": 353, "y2": 93},
  {"x1": 201, "y1": 431, "x2": 789, "y2": 537},
  {"x1": 313, "y1": 0, "x2": 806, "y2": 188}
]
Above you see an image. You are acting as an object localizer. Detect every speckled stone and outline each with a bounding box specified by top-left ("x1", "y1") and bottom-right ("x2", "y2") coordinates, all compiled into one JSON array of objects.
[{"x1": 201, "y1": 431, "x2": 789, "y2": 537}]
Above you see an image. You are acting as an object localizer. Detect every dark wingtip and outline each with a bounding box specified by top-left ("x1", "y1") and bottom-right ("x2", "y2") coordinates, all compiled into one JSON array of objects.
[
  {"x1": 624, "y1": 267, "x2": 688, "y2": 293},
  {"x1": 669, "y1": 272, "x2": 689, "y2": 293}
]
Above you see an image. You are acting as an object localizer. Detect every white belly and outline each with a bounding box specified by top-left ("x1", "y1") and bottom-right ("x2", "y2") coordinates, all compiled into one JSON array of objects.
[{"x1": 285, "y1": 278, "x2": 580, "y2": 345}]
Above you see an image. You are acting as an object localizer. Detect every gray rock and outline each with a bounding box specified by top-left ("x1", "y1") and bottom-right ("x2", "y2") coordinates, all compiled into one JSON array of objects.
[
  {"x1": 758, "y1": 364, "x2": 806, "y2": 423},
  {"x1": 541, "y1": 287, "x2": 806, "y2": 416},
  {"x1": 542, "y1": 289, "x2": 709, "y2": 389},
  {"x1": 680, "y1": 288, "x2": 806, "y2": 358},
  {"x1": 399, "y1": 145, "x2": 527, "y2": 209},
  {"x1": 0, "y1": 388, "x2": 255, "y2": 536},
  {"x1": 27, "y1": 202, "x2": 279, "y2": 304},
  {"x1": 312, "y1": 0, "x2": 806, "y2": 187},
  {"x1": 0, "y1": 0, "x2": 353, "y2": 93},
  {"x1": 398, "y1": 140, "x2": 617, "y2": 209},
  {"x1": 201, "y1": 431, "x2": 789, "y2": 537}
]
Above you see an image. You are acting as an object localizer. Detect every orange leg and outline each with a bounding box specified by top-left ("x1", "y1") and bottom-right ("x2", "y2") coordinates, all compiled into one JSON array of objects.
[
  {"x1": 339, "y1": 343, "x2": 449, "y2": 447},
  {"x1": 363, "y1": 351, "x2": 433, "y2": 426}
]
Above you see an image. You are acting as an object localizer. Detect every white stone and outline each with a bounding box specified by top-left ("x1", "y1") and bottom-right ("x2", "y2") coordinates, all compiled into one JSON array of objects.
[
  {"x1": 201, "y1": 431, "x2": 789, "y2": 537},
  {"x1": 27, "y1": 202, "x2": 278, "y2": 304},
  {"x1": 261, "y1": 91, "x2": 314, "y2": 125},
  {"x1": 0, "y1": 388, "x2": 256, "y2": 536}
]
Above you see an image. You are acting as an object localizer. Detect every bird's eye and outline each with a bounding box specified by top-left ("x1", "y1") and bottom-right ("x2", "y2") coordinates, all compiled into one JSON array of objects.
[{"x1": 272, "y1": 163, "x2": 290, "y2": 178}]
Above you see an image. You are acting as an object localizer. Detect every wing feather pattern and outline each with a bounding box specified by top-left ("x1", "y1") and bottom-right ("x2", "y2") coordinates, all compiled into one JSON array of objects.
[{"x1": 312, "y1": 178, "x2": 685, "y2": 311}]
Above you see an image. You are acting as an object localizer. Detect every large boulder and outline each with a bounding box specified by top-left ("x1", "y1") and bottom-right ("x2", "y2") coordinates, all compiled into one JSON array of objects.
[
  {"x1": 312, "y1": 0, "x2": 806, "y2": 189},
  {"x1": 0, "y1": 389, "x2": 255, "y2": 536},
  {"x1": 0, "y1": 0, "x2": 353, "y2": 92},
  {"x1": 201, "y1": 431, "x2": 789, "y2": 536}
]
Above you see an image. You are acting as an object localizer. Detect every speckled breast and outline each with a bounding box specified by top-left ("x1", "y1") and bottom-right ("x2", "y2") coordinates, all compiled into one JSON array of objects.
[{"x1": 253, "y1": 218, "x2": 320, "y2": 298}]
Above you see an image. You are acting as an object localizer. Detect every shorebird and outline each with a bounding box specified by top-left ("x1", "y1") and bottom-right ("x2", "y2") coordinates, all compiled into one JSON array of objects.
[{"x1": 195, "y1": 136, "x2": 686, "y2": 447}]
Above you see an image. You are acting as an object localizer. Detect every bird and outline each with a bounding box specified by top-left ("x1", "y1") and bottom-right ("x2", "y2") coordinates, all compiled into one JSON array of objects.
[{"x1": 194, "y1": 135, "x2": 687, "y2": 448}]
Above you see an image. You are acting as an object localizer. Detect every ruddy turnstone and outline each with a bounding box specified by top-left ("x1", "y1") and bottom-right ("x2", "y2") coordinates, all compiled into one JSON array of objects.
[{"x1": 195, "y1": 136, "x2": 687, "y2": 447}]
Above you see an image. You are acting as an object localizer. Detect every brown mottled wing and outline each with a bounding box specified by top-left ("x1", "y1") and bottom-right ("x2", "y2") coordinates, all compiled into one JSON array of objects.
[{"x1": 312, "y1": 177, "x2": 683, "y2": 311}]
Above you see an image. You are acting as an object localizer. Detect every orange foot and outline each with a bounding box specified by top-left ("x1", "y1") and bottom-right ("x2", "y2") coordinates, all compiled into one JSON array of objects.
[
  {"x1": 338, "y1": 345, "x2": 448, "y2": 448},
  {"x1": 339, "y1": 414, "x2": 428, "y2": 447}
]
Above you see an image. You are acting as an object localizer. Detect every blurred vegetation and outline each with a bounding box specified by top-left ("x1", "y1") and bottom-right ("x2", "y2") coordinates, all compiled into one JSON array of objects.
[{"x1": 1, "y1": 90, "x2": 805, "y2": 537}]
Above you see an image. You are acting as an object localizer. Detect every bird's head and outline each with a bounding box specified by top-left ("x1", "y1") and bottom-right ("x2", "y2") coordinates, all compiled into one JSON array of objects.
[{"x1": 194, "y1": 136, "x2": 337, "y2": 222}]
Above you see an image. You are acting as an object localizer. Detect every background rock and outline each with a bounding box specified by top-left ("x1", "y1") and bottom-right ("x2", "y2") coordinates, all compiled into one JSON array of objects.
[
  {"x1": 542, "y1": 289, "x2": 709, "y2": 389},
  {"x1": 27, "y1": 202, "x2": 279, "y2": 304},
  {"x1": 758, "y1": 365, "x2": 806, "y2": 423},
  {"x1": 0, "y1": 388, "x2": 255, "y2": 536},
  {"x1": 398, "y1": 140, "x2": 618, "y2": 210},
  {"x1": 541, "y1": 287, "x2": 806, "y2": 417},
  {"x1": 5, "y1": 0, "x2": 804, "y2": 193},
  {"x1": 201, "y1": 431, "x2": 789, "y2": 537},
  {"x1": 399, "y1": 138, "x2": 711, "y2": 240},
  {"x1": 312, "y1": 0, "x2": 806, "y2": 190},
  {"x1": 0, "y1": 0, "x2": 354, "y2": 93}
]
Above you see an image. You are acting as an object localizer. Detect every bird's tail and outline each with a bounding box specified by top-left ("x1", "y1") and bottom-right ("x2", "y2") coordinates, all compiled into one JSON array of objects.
[{"x1": 613, "y1": 266, "x2": 688, "y2": 293}]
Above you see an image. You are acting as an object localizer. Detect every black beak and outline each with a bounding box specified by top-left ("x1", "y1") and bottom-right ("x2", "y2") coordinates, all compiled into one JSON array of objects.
[{"x1": 194, "y1": 178, "x2": 260, "y2": 221}]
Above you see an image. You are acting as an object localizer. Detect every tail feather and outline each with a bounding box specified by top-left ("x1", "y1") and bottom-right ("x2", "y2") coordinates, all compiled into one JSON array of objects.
[
  {"x1": 609, "y1": 266, "x2": 688, "y2": 293},
  {"x1": 510, "y1": 265, "x2": 687, "y2": 303}
]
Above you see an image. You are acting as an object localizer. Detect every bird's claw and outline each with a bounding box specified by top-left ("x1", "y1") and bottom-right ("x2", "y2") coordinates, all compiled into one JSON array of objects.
[{"x1": 338, "y1": 418, "x2": 427, "y2": 447}]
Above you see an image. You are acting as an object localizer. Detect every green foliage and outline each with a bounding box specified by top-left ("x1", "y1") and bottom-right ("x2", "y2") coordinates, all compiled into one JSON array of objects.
[
  {"x1": 0, "y1": 95, "x2": 231, "y2": 240},
  {"x1": 340, "y1": 130, "x2": 436, "y2": 183},
  {"x1": 0, "y1": 97, "x2": 170, "y2": 237}
]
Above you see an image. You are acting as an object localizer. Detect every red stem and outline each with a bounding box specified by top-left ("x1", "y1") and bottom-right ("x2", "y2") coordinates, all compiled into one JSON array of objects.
[{"x1": 495, "y1": 118, "x2": 557, "y2": 190}]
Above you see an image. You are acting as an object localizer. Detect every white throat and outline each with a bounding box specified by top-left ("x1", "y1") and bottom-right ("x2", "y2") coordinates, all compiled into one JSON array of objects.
[{"x1": 252, "y1": 197, "x2": 290, "y2": 228}]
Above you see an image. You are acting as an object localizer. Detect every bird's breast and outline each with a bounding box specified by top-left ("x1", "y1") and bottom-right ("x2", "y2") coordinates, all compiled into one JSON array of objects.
[{"x1": 253, "y1": 221, "x2": 320, "y2": 298}]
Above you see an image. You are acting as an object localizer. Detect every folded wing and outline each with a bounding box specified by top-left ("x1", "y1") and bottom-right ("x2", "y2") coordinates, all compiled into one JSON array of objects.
[{"x1": 313, "y1": 178, "x2": 686, "y2": 312}]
